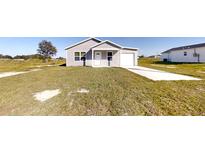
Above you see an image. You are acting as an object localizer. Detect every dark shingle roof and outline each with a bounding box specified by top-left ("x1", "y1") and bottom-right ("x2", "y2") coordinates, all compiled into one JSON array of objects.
[
  {"x1": 65, "y1": 38, "x2": 101, "y2": 50},
  {"x1": 162, "y1": 42, "x2": 205, "y2": 54}
]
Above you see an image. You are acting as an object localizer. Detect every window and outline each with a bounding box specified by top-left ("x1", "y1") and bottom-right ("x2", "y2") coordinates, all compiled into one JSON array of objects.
[
  {"x1": 74, "y1": 52, "x2": 86, "y2": 61},
  {"x1": 184, "y1": 52, "x2": 187, "y2": 56},
  {"x1": 75, "y1": 52, "x2": 80, "y2": 61},
  {"x1": 107, "y1": 52, "x2": 113, "y2": 61}
]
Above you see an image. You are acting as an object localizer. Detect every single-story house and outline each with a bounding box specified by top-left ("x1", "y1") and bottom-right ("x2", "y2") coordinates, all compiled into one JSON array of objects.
[
  {"x1": 160, "y1": 42, "x2": 205, "y2": 62},
  {"x1": 65, "y1": 38, "x2": 138, "y2": 67},
  {"x1": 148, "y1": 54, "x2": 161, "y2": 58}
]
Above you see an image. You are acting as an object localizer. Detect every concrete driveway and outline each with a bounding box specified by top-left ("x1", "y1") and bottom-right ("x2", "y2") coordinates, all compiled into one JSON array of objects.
[{"x1": 125, "y1": 66, "x2": 201, "y2": 81}]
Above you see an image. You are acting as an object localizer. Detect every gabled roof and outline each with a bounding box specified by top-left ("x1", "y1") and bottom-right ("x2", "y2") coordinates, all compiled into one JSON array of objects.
[
  {"x1": 91, "y1": 40, "x2": 138, "y2": 51},
  {"x1": 90, "y1": 40, "x2": 122, "y2": 49},
  {"x1": 65, "y1": 37, "x2": 101, "y2": 50},
  {"x1": 162, "y1": 42, "x2": 205, "y2": 54},
  {"x1": 122, "y1": 47, "x2": 138, "y2": 51},
  {"x1": 65, "y1": 37, "x2": 138, "y2": 51}
]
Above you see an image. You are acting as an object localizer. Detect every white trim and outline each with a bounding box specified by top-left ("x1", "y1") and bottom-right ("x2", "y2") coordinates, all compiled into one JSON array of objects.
[
  {"x1": 90, "y1": 40, "x2": 138, "y2": 51},
  {"x1": 74, "y1": 51, "x2": 86, "y2": 61},
  {"x1": 94, "y1": 51, "x2": 102, "y2": 66},
  {"x1": 90, "y1": 40, "x2": 122, "y2": 49},
  {"x1": 91, "y1": 48, "x2": 119, "y2": 51},
  {"x1": 92, "y1": 65, "x2": 109, "y2": 68},
  {"x1": 120, "y1": 53, "x2": 135, "y2": 67},
  {"x1": 64, "y1": 37, "x2": 101, "y2": 50},
  {"x1": 122, "y1": 47, "x2": 138, "y2": 50}
]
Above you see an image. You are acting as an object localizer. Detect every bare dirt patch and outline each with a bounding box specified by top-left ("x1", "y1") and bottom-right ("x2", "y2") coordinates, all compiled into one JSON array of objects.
[
  {"x1": 0, "y1": 72, "x2": 26, "y2": 78},
  {"x1": 198, "y1": 71, "x2": 205, "y2": 74},
  {"x1": 166, "y1": 66, "x2": 176, "y2": 68},
  {"x1": 33, "y1": 89, "x2": 61, "y2": 102},
  {"x1": 37, "y1": 65, "x2": 54, "y2": 68},
  {"x1": 30, "y1": 68, "x2": 42, "y2": 72},
  {"x1": 0, "y1": 69, "x2": 42, "y2": 79},
  {"x1": 77, "y1": 88, "x2": 89, "y2": 93}
]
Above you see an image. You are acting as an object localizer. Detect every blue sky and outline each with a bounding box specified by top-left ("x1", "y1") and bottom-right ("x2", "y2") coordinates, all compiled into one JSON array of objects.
[{"x1": 1, "y1": 37, "x2": 205, "y2": 57}]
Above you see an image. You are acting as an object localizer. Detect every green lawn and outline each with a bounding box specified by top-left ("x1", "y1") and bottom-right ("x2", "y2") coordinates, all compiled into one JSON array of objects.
[
  {"x1": 1, "y1": 60, "x2": 205, "y2": 115},
  {"x1": 139, "y1": 57, "x2": 205, "y2": 79},
  {"x1": 0, "y1": 59, "x2": 65, "y2": 72}
]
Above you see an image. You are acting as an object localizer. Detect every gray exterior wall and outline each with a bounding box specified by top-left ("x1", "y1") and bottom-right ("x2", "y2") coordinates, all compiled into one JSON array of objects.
[
  {"x1": 92, "y1": 42, "x2": 120, "y2": 50},
  {"x1": 160, "y1": 47, "x2": 205, "y2": 62},
  {"x1": 66, "y1": 39, "x2": 99, "y2": 66},
  {"x1": 66, "y1": 39, "x2": 138, "y2": 67}
]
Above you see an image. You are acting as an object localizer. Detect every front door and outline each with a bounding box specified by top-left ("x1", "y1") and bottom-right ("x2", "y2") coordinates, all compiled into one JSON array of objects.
[{"x1": 94, "y1": 52, "x2": 101, "y2": 65}]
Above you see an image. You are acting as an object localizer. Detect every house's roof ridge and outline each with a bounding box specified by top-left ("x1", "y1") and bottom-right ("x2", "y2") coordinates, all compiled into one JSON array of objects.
[
  {"x1": 90, "y1": 40, "x2": 123, "y2": 49},
  {"x1": 122, "y1": 46, "x2": 138, "y2": 50},
  {"x1": 64, "y1": 37, "x2": 102, "y2": 50},
  {"x1": 162, "y1": 42, "x2": 205, "y2": 54},
  {"x1": 65, "y1": 38, "x2": 138, "y2": 51}
]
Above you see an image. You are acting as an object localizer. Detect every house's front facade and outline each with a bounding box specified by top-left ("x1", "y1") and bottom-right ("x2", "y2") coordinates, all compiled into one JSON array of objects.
[
  {"x1": 160, "y1": 43, "x2": 205, "y2": 63},
  {"x1": 65, "y1": 38, "x2": 138, "y2": 67}
]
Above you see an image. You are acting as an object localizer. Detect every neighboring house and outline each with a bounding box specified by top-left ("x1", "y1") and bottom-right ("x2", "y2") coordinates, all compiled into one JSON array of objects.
[
  {"x1": 160, "y1": 43, "x2": 205, "y2": 62},
  {"x1": 65, "y1": 38, "x2": 138, "y2": 67},
  {"x1": 148, "y1": 54, "x2": 161, "y2": 58}
]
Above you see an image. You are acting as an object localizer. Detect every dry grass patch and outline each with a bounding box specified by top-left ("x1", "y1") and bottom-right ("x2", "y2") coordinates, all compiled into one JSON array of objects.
[
  {"x1": 33, "y1": 89, "x2": 61, "y2": 102},
  {"x1": 1, "y1": 65, "x2": 205, "y2": 115}
]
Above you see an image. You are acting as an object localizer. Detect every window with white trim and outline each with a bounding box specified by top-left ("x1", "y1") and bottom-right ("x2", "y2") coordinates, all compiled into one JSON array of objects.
[
  {"x1": 75, "y1": 52, "x2": 80, "y2": 61},
  {"x1": 74, "y1": 52, "x2": 86, "y2": 61},
  {"x1": 107, "y1": 52, "x2": 113, "y2": 61},
  {"x1": 184, "y1": 52, "x2": 187, "y2": 56}
]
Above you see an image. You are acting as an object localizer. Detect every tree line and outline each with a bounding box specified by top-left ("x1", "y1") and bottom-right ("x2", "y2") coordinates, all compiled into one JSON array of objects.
[
  {"x1": 0, "y1": 40, "x2": 64, "y2": 60},
  {"x1": 0, "y1": 54, "x2": 45, "y2": 60}
]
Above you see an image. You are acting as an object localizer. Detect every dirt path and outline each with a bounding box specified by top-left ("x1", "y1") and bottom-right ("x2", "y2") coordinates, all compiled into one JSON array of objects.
[{"x1": 0, "y1": 68, "x2": 42, "y2": 79}]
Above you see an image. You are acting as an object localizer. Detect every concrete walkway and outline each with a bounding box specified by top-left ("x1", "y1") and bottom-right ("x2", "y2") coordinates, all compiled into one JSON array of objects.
[
  {"x1": 125, "y1": 66, "x2": 201, "y2": 81},
  {"x1": 0, "y1": 69, "x2": 42, "y2": 79}
]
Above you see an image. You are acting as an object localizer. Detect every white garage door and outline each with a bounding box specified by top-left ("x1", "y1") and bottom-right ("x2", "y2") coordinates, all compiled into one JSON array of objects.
[{"x1": 120, "y1": 53, "x2": 134, "y2": 67}]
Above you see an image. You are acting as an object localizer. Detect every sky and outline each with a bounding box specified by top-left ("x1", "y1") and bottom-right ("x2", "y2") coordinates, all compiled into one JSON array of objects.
[{"x1": 1, "y1": 37, "x2": 205, "y2": 57}]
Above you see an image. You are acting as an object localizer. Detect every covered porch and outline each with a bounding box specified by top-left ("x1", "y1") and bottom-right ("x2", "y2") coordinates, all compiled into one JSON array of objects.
[{"x1": 91, "y1": 49, "x2": 118, "y2": 67}]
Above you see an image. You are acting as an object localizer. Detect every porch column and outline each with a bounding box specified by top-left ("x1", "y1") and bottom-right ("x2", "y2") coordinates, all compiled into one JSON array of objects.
[{"x1": 92, "y1": 49, "x2": 94, "y2": 67}]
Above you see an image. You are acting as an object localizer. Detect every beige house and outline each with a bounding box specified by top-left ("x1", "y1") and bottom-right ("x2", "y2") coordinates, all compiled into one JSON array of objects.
[
  {"x1": 65, "y1": 38, "x2": 138, "y2": 67},
  {"x1": 160, "y1": 43, "x2": 205, "y2": 63}
]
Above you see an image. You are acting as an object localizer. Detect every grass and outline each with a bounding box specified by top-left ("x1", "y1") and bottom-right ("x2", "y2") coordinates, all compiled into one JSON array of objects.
[
  {"x1": 139, "y1": 58, "x2": 205, "y2": 78},
  {"x1": 1, "y1": 59, "x2": 205, "y2": 115},
  {"x1": 0, "y1": 59, "x2": 65, "y2": 72}
]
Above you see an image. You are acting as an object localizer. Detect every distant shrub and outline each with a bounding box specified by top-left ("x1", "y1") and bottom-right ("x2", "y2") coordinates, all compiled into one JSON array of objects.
[
  {"x1": 13, "y1": 54, "x2": 45, "y2": 60},
  {"x1": 138, "y1": 55, "x2": 145, "y2": 58},
  {"x1": 0, "y1": 54, "x2": 13, "y2": 59},
  {"x1": 56, "y1": 57, "x2": 65, "y2": 60}
]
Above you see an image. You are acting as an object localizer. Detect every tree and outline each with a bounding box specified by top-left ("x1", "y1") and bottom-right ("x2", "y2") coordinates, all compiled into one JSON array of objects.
[
  {"x1": 0, "y1": 54, "x2": 13, "y2": 59},
  {"x1": 139, "y1": 55, "x2": 145, "y2": 58},
  {"x1": 37, "y1": 40, "x2": 57, "y2": 60}
]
